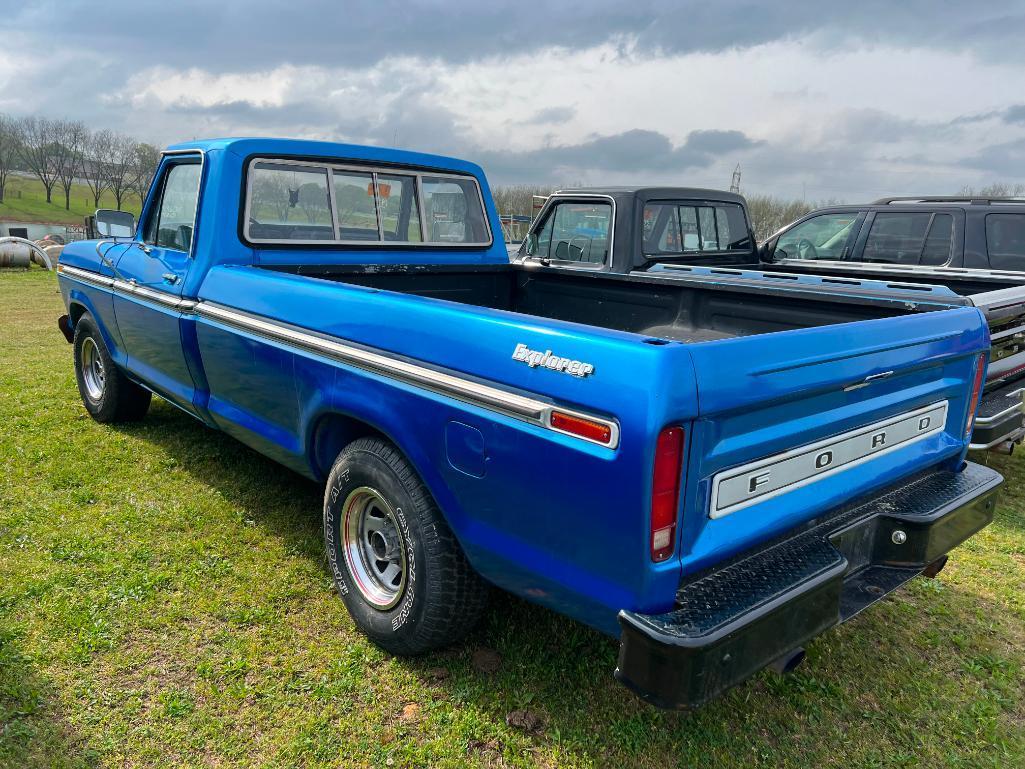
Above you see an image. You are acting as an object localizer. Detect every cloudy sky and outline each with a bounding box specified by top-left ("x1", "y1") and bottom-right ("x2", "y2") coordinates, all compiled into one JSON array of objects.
[{"x1": 1, "y1": 1, "x2": 1024, "y2": 200}]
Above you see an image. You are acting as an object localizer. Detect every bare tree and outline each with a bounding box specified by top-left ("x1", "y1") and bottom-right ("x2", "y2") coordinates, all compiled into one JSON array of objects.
[
  {"x1": 745, "y1": 196, "x2": 815, "y2": 241},
  {"x1": 103, "y1": 133, "x2": 135, "y2": 210},
  {"x1": 129, "y1": 142, "x2": 161, "y2": 205},
  {"x1": 17, "y1": 115, "x2": 61, "y2": 204},
  {"x1": 54, "y1": 119, "x2": 89, "y2": 210},
  {"x1": 0, "y1": 113, "x2": 19, "y2": 204},
  {"x1": 959, "y1": 182, "x2": 1025, "y2": 197},
  {"x1": 491, "y1": 184, "x2": 558, "y2": 218},
  {"x1": 81, "y1": 128, "x2": 113, "y2": 209}
]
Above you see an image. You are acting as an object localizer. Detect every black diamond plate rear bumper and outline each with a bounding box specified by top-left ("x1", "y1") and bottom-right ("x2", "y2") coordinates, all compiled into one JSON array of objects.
[{"x1": 615, "y1": 462, "x2": 1003, "y2": 710}]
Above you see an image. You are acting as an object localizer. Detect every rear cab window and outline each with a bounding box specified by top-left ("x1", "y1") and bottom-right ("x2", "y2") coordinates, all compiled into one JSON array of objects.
[
  {"x1": 643, "y1": 201, "x2": 751, "y2": 256},
  {"x1": 244, "y1": 159, "x2": 491, "y2": 246},
  {"x1": 986, "y1": 213, "x2": 1025, "y2": 270}
]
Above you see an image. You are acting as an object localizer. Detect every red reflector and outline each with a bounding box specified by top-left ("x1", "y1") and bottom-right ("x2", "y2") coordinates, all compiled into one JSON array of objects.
[
  {"x1": 651, "y1": 426, "x2": 684, "y2": 562},
  {"x1": 965, "y1": 352, "x2": 987, "y2": 440},
  {"x1": 549, "y1": 411, "x2": 613, "y2": 445}
]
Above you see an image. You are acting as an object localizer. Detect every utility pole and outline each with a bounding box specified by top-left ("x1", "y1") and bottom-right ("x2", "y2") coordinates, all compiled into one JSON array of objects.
[{"x1": 729, "y1": 164, "x2": 741, "y2": 194}]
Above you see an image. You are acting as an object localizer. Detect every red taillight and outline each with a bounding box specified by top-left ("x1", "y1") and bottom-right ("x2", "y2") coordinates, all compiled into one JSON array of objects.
[
  {"x1": 965, "y1": 352, "x2": 987, "y2": 440},
  {"x1": 549, "y1": 410, "x2": 614, "y2": 445},
  {"x1": 651, "y1": 426, "x2": 684, "y2": 562}
]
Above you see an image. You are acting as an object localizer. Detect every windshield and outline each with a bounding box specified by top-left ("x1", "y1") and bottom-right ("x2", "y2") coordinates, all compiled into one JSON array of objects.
[{"x1": 643, "y1": 201, "x2": 752, "y2": 256}]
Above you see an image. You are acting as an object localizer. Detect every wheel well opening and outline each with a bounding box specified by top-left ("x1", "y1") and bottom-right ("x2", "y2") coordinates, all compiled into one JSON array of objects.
[
  {"x1": 69, "y1": 302, "x2": 87, "y2": 325},
  {"x1": 310, "y1": 413, "x2": 388, "y2": 480}
]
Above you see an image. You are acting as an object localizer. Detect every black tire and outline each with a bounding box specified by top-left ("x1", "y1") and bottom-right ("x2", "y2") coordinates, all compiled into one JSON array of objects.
[
  {"x1": 73, "y1": 313, "x2": 151, "y2": 423},
  {"x1": 324, "y1": 436, "x2": 488, "y2": 655}
]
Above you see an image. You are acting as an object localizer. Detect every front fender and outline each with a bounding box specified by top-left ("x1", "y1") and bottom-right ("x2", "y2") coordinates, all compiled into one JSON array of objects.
[{"x1": 60, "y1": 283, "x2": 127, "y2": 368}]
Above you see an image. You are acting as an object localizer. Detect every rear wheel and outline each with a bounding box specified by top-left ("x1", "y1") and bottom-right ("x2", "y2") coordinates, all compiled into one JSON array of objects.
[
  {"x1": 73, "y1": 313, "x2": 151, "y2": 423},
  {"x1": 324, "y1": 437, "x2": 488, "y2": 655}
]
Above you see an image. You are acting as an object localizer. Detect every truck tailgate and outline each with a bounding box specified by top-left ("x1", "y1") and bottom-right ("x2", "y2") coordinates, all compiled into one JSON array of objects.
[{"x1": 679, "y1": 306, "x2": 988, "y2": 574}]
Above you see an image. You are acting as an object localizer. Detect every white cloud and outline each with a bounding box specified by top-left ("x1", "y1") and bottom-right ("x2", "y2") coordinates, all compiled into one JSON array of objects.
[{"x1": 2, "y1": 4, "x2": 1024, "y2": 199}]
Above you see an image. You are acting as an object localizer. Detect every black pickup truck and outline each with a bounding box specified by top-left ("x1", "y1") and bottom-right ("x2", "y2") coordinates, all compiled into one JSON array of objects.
[{"x1": 514, "y1": 189, "x2": 1025, "y2": 452}]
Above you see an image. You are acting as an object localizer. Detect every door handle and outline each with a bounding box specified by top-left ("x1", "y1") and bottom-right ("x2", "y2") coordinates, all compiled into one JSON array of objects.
[{"x1": 162, "y1": 273, "x2": 180, "y2": 285}]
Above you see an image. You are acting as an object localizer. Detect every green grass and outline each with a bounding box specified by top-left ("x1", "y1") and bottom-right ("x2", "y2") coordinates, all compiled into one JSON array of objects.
[
  {"x1": 0, "y1": 175, "x2": 142, "y2": 226},
  {"x1": 1, "y1": 269, "x2": 1024, "y2": 767}
]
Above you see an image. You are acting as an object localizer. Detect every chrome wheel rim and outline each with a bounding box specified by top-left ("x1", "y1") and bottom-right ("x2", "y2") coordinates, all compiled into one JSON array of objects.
[
  {"x1": 81, "y1": 337, "x2": 106, "y2": 401},
  {"x1": 341, "y1": 487, "x2": 407, "y2": 609}
]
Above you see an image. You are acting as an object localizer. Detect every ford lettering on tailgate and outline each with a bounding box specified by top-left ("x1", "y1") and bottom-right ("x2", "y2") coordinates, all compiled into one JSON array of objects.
[{"x1": 710, "y1": 401, "x2": 949, "y2": 519}]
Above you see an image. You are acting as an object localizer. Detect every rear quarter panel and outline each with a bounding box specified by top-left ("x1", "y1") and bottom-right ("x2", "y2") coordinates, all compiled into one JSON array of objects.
[{"x1": 195, "y1": 265, "x2": 701, "y2": 633}]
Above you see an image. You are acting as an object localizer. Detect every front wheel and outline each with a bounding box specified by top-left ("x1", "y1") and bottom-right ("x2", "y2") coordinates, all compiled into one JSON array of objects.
[
  {"x1": 324, "y1": 437, "x2": 488, "y2": 655},
  {"x1": 73, "y1": 313, "x2": 151, "y2": 423}
]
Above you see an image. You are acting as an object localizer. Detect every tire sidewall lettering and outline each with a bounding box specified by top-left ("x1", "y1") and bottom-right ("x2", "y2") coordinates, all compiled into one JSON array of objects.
[{"x1": 325, "y1": 462, "x2": 419, "y2": 631}]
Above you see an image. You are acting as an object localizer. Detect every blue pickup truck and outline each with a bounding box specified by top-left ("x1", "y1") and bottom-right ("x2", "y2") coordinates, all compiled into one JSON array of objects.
[{"x1": 56, "y1": 138, "x2": 1002, "y2": 709}]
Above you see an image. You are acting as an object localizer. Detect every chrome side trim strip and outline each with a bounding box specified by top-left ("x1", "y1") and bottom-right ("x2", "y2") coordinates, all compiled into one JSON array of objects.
[
  {"x1": 58, "y1": 264, "x2": 620, "y2": 448},
  {"x1": 58, "y1": 263, "x2": 115, "y2": 288},
  {"x1": 61, "y1": 264, "x2": 197, "y2": 313},
  {"x1": 196, "y1": 302, "x2": 620, "y2": 449}
]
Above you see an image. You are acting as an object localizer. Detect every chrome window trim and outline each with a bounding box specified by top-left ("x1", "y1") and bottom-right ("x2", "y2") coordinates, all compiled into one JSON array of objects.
[
  {"x1": 372, "y1": 172, "x2": 384, "y2": 240},
  {"x1": 150, "y1": 149, "x2": 205, "y2": 259},
  {"x1": 522, "y1": 193, "x2": 616, "y2": 270},
  {"x1": 57, "y1": 264, "x2": 617, "y2": 449},
  {"x1": 243, "y1": 157, "x2": 493, "y2": 247}
]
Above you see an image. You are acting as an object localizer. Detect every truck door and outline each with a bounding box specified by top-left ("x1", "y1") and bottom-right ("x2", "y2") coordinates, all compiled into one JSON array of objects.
[
  {"x1": 772, "y1": 211, "x2": 866, "y2": 262},
  {"x1": 113, "y1": 154, "x2": 202, "y2": 413}
]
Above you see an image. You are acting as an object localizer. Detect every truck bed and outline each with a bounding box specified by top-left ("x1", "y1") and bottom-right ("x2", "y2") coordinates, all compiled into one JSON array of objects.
[{"x1": 270, "y1": 262, "x2": 929, "y2": 344}]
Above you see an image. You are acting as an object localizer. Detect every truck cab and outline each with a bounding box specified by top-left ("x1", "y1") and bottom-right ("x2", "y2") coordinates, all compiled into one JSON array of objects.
[{"x1": 513, "y1": 186, "x2": 756, "y2": 274}]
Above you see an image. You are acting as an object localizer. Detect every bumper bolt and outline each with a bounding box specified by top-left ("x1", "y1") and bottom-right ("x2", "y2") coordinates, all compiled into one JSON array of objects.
[{"x1": 891, "y1": 530, "x2": 907, "y2": 545}]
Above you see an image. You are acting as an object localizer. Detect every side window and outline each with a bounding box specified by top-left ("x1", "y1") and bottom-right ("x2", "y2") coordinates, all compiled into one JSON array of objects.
[
  {"x1": 248, "y1": 162, "x2": 333, "y2": 241},
  {"x1": 861, "y1": 212, "x2": 933, "y2": 264},
  {"x1": 920, "y1": 214, "x2": 953, "y2": 266},
  {"x1": 986, "y1": 214, "x2": 1025, "y2": 270},
  {"x1": 144, "y1": 162, "x2": 201, "y2": 252},
  {"x1": 528, "y1": 209, "x2": 556, "y2": 258},
  {"x1": 529, "y1": 201, "x2": 612, "y2": 264},
  {"x1": 775, "y1": 213, "x2": 859, "y2": 260},
  {"x1": 421, "y1": 176, "x2": 489, "y2": 244}
]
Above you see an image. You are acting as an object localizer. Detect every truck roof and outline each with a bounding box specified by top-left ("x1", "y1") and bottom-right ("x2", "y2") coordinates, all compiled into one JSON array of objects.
[
  {"x1": 553, "y1": 187, "x2": 747, "y2": 206},
  {"x1": 164, "y1": 137, "x2": 489, "y2": 180}
]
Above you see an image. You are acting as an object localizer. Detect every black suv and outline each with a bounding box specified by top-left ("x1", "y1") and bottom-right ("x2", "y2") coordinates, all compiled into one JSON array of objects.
[
  {"x1": 760, "y1": 197, "x2": 1025, "y2": 452},
  {"x1": 764, "y1": 196, "x2": 1025, "y2": 271}
]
